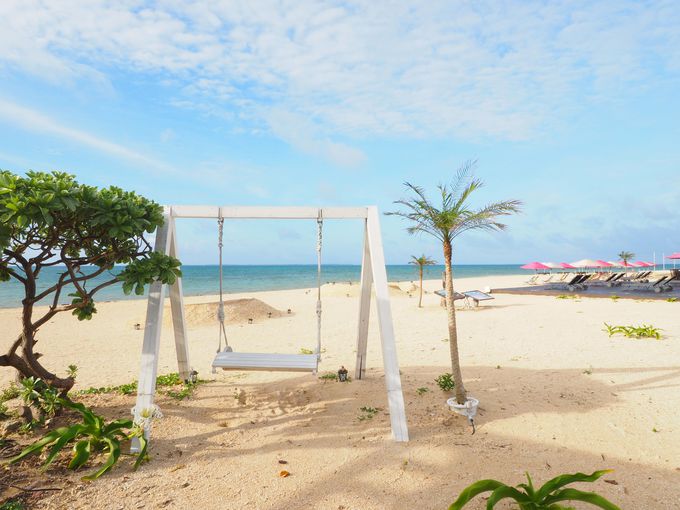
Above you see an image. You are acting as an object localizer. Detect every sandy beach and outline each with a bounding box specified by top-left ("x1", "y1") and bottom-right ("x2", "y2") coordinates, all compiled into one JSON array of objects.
[{"x1": 1, "y1": 273, "x2": 679, "y2": 509}]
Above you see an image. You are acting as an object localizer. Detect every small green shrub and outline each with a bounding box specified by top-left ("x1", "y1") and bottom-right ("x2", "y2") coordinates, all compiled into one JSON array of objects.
[
  {"x1": 1, "y1": 383, "x2": 20, "y2": 402},
  {"x1": 610, "y1": 295, "x2": 620, "y2": 301},
  {"x1": 0, "y1": 500, "x2": 25, "y2": 510},
  {"x1": 603, "y1": 322, "x2": 662, "y2": 339},
  {"x1": 435, "y1": 373, "x2": 455, "y2": 392},
  {"x1": 66, "y1": 364, "x2": 78, "y2": 379},
  {"x1": 667, "y1": 297, "x2": 678, "y2": 302},
  {"x1": 449, "y1": 469, "x2": 620, "y2": 509},
  {"x1": 416, "y1": 387, "x2": 429, "y2": 395},
  {"x1": 9, "y1": 399, "x2": 152, "y2": 480},
  {"x1": 156, "y1": 373, "x2": 182, "y2": 386},
  {"x1": 18, "y1": 377, "x2": 62, "y2": 423},
  {"x1": 556, "y1": 294, "x2": 577, "y2": 300},
  {"x1": 318, "y1": 372, "x2": 338, "y2": 381},
  {"x1": 299, "y1": 347, "x2": 314, "y2": 355},
  {"x1": 358, "y1": 406, "x2": 380, "y2": 421}
]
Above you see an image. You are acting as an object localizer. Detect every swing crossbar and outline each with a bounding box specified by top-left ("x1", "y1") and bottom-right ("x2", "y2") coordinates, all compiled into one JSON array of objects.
[
  {"x1": 212, "y1": 352, "x2": 318, "y2": 372},
  {"x1": 169, "y1": 205, "x2": 369, "y2": 219}
]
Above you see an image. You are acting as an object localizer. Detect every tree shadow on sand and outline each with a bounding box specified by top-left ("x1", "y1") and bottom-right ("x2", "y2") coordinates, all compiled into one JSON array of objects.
[{"x1": 52, "y1": 364, "x2": 680, "y2": 509}]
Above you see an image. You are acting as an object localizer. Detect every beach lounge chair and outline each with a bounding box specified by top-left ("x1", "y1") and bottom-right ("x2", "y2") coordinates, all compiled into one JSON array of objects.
[
  {"x1": 549, "y1": 274, "x2": 582, "y2": 291},
  {"x1": 435, "y1": 289, "x2": 494, "y2": 308},
  {"x1": 569, "y1": 274, "x2": 591, "y2": 291},
  {"x1": 643, "y1": 276, "x2": 671, "y2": 293}
]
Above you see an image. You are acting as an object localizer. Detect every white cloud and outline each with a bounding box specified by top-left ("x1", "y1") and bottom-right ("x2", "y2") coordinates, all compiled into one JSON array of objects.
[
  {"x1": 0, "y1": 98, "x2": 169, "y2": 171},
  {"x1": 266, "y1": 108, "x2": 366, "y2": 167},
  {"x1": 0, "y1": 0, "x2": 678, "y2": 149}
]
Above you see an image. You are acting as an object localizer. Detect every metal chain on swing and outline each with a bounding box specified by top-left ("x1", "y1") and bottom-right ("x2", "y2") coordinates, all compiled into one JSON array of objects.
[
  {"x1": 217, "y1": 214, "x2": 230, "y2": 353},
  {"x1": 315, "y1": 210, "x2": 323, "y2": 361}
]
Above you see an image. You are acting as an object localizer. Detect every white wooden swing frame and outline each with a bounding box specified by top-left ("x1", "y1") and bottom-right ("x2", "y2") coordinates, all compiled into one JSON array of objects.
[{"x1": 132, "y1": 205, "x2": 409, "y2": 445}]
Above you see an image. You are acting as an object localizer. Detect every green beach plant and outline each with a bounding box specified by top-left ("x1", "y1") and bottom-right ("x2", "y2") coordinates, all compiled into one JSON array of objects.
[
  {"x1": 388, "y1": 161, "x2": 521, "y2": 404},
  {"x1": 0, "y1": 171, "x2": 181, "y2": 393},
  {"x1": 357, "y1": 406, "x2": 380, "y2": 421},
  {"x1": 603, "y1": 323, "x2": 662, "y2": 339},
  {"x1": 409, "y1": 254, "x2": 437, "y2": 307},
  {"x1": 435, "y1": 373, "x2": 455, "y2": 392},
  {"x1": 8, "y1": 399, "x2": 150, "y2": 480},
  {"x1": 448, "y1": 469, "x2": 620, "y2": 509}
]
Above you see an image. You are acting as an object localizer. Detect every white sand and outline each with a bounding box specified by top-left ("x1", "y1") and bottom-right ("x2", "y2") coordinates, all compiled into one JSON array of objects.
[{"x1": 1, "y1": 274, "x2": 679, "y2": 509}]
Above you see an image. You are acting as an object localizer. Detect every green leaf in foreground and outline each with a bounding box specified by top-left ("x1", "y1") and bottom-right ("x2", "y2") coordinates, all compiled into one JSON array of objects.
[{"x1": 449, "y1": 470, "x2": 620, "y2": 510}]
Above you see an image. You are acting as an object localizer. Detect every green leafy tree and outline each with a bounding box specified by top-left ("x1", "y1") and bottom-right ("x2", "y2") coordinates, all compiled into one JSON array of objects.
[
  {"x1": 388, "y1": 161, "x2": 521, "y2": 404},
  {"x1": 409, "y1": 254, "x2": 437, "y2": 307},
  {"x1": 618, "y1": 251, "x2": 634, "y2": 265},
  {"x1": 0, "y1": 171, "x2": 180, "y2": 393}
]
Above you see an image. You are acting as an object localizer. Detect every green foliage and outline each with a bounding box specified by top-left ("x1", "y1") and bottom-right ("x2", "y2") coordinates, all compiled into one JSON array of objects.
[
  {"x1": 618, "y1": 251, "x2": 634, "y2": 264},
  {"x1": 0, "y1": 169, "x2": 180, "y2": 320},
  {"x1": 0, "y1": 383, "x2": 20, "y2": 402},
  {"x1": 358, "y1": 406, "x2": 380, "y2": 421},
  {"x1": 66, "y1": 365, "x2": 78, "y2": 379},
  {"x1": 556, "y1": 294, "x2": 577, "y2": 300},
  {"x1": 449, "y1": 470, "x2": 620, "y2": 509},
  {"x1": 409, "y1": 254, "x2": 437, "y2": 269},
  {"x1": 0, "y1": 500, "x2": 25, "y2": 510},
  {"x1": 299, "y1": 347, "x2": 314, "y2": 355},
  {"x1": 603, "y1": 323, "x2": 662, "y2": 340},
  {"x1": 19, "y1": 377, "x2": 62, "y2": 422},
  {"x1": 610, "y1": 295, "x2": 620, "y2": 301},
  {"x1": 318, "y1": 372, "x2": 338, "y2": 381},
  {"x1": 416, "y1": 387, "x2": 429, "y2": 395},
  {"x1": 155, "y1": 373, "x2": 182, "y2": 386},
  {"x1": 77, "y1": 372, "x2": 205, "y2": 400},
  {"x1": 435, "y1": 373, "x2": 455, "y2": 392},
  {"x1": 667, "y1": 297, "x2": 678, "y2": 302},
  {"x1": 9, "y1": 399, "x2": 148, "y2": 480}
]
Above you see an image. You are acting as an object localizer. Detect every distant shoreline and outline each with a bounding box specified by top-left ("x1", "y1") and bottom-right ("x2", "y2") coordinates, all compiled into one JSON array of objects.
[{"x1": 0, "y1": 264, "x2": 525, "y2": 309}]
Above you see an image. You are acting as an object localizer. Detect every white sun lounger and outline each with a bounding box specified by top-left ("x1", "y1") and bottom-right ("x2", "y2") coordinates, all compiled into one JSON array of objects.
[{"x1": 435, "y1": 289, "x2": 494, "y2": 307}]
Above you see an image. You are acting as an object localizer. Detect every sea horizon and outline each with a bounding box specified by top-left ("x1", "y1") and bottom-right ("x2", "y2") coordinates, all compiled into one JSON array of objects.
[{"x1": 0, "y1": 263, "x2": 525, "y2": 309}]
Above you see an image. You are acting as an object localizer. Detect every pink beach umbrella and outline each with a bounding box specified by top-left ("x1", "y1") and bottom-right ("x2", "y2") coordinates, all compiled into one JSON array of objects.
[
  {"x1": 521, "y1": 261, "x2": 551, "y2": 271},
  {"x1": 617, "y1": 260, "x2": 636, "y2": 268},
  {"x1": 666, "y1": 252, "x2": 680, "y2": 259},
  {"x1": 559, "y1": 262, "x2": 576, "y2": 269},
  {"x1": 595, "y1": 260, "x2": 613, "y2": 268}
]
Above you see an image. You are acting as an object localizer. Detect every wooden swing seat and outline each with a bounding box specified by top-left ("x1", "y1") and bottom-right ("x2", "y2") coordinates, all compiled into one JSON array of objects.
[{"x1": 212, "y1": 351, "x2": 318, "y2": 372}]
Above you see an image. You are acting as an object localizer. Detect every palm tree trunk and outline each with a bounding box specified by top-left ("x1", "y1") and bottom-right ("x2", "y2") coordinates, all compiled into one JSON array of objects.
[
  {"x1": 443, "y1": 240, "x2": 466, "y2": 404},
  {"x1": 418, "y1": 266, "x2": 423, "y2": 307}
]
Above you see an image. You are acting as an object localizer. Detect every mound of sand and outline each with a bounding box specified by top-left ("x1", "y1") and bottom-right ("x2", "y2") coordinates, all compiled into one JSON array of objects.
[
  {"x1": 321, "y1": 282, "x2": 414, "y2": 298},
  {"x1": 129, "y1": 298, "x2": 287, "y2": 329}
]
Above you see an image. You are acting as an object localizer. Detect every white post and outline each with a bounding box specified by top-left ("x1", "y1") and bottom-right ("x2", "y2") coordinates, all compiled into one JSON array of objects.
[
  {"x1": 355, "y1": 221, "x2": 373, "y2": 379},
  {"x1": 168, "y1": 216, "x2": 192, "y2": 382},
  {"x1": 131, "y1": 209, "x2": 172, "y2": 450},
  {"x1": 366, "y1": 206, "x2": 409, "y2": 442}
]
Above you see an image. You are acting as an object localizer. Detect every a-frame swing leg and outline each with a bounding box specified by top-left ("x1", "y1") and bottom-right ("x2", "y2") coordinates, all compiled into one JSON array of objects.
[
  {"x1": 131, "y1": 209, "x2": 173, "y2": 451},
  {"x1": 366, "y1": 206, "x2": 409, "y2": 442},
  {"x1": 355, "y1": 221, "x2": 372, "y2": 380},
  {"x1": 168, "y1": 220, "x2": 192, "y2": 382}
]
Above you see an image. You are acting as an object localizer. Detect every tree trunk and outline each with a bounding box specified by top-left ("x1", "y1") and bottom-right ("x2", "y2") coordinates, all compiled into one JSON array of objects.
[
  {"x1": 1, "y1": 330, "x2": 75, "y2": 394},
  {"x1": 418, "y1": 267, "x2": 423, "y2": 307},
  {"x1": 443, "y1": 241, "x2": 466, "y2": 404}
]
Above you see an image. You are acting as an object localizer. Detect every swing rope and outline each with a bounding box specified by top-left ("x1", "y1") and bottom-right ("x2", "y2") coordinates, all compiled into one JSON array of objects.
[
  {"x1": 217, "y1": 213, "x2": 230, "y2": 353},
  {"x1": 315, "y1": 210, "x2": 323, "y2": 361}
]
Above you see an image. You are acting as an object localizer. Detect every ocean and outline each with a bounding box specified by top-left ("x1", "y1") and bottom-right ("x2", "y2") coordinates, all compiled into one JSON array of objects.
[{"x1": 0, "y1": 264, "x2": 524, "y2": 309}]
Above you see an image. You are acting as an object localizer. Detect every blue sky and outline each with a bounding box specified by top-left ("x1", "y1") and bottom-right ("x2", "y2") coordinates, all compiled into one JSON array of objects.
[{"x1": 0, "y1": 1, "x2": 678, "y2": 265}]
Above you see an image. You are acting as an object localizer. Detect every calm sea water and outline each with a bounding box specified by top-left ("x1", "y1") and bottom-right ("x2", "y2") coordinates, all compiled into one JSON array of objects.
[{"x1": 0, "y1": 264, "x2": 523, "y2": 308}]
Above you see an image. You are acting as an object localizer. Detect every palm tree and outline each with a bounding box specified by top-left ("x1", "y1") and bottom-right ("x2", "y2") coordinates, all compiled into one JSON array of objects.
[
  {"x1": 409, "y1": 255, "x2": 437, "y2": 307},
  {"x1": 618, "y1": 251, "x2": 635, "y2": 265},
  {"x1": 388, "y1": 161, "x2": 521, "y2": 404}
]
